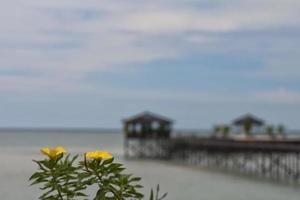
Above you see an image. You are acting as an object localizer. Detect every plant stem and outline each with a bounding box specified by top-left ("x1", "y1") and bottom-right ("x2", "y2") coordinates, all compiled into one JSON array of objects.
[
  {"x1": 57, "y1": 186, "x2": 64, "y2": 200},
  {"x1": 50, "y1": 166, "x2": 64, "y2": 200}
]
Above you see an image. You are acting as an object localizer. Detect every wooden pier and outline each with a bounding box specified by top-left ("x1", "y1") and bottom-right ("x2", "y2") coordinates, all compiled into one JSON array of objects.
[
  {"x1": 125, "y1": 138, "x2": 300, "y2": 183},
  {"x1": 123, "y1": 112, "x2": 300, "y2": 183}
]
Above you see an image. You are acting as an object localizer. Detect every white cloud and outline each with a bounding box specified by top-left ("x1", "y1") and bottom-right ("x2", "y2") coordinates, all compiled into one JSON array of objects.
[
  {"x1": 113, "y1": 0, "x2": 300, "y2": 34},
  {"x1": 115, "y1": 11, "x2": 237, "y2": 34},
  {"x1": 0, "y1": 75, "x2": 93, "y2": 93},
  {"x1": 0, "y1": 0, "x2": 299, "y2": 92},
  {"x1": 254, "y1": 88, "x2": 300, "y2": 104}
]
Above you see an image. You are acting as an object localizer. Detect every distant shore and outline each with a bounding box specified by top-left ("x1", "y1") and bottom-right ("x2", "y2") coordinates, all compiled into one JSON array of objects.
[{"x1": 0, "y1": 127, "x2": 299, "y2": 137}]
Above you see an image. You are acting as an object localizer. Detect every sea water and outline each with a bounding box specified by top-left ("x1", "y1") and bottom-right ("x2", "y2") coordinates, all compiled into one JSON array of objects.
[{"x1": 0, "y1": 130, "x2": 300, "y2": 200}]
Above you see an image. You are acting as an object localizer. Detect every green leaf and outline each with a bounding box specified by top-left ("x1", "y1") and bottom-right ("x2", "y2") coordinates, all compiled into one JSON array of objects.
[
  {"x1": 149, "y1": 189, "x2": 154, "y2": 200},
  {"x1": 102, "y1": 158, "x2": 114, "y2": 165},
  {"x1": 130, "y1": 177, "x2": 142, "y2": 182},
  {"x1": 159, "y1": 192, "x2": 168, "y2": 200}
]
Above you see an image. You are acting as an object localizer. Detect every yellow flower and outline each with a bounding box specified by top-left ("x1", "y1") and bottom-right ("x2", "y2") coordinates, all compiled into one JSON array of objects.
[
  {"x1": 40, "y1": 146, "x2": 66, "y2": 159},
  {"x1": 85, "y1": 150, "x2": 113, "y2": 160}
]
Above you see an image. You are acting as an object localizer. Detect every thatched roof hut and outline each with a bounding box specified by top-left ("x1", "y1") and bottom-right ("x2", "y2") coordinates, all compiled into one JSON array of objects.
[
  {"x1": 123, "y1": 111, "x2": 173, "y2": 138},
  {"x1": 233, "y1": 114, "x2": 264, "y2": 127}
]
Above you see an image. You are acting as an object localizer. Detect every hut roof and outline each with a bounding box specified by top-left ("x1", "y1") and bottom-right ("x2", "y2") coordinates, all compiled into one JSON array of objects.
[
  {"x1": 232, "y1": 114, "x2": 264, "y2": 126},
  {"x1": 123, "y1": 111, "x2": 173, "y2": 124}
]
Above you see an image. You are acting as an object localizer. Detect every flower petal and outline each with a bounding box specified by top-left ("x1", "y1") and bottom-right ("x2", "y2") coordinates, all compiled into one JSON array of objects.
[
  {"x1": 85, "y1": 150, "x2": 113, "y2": 160},
  {"x1": 40, "y1": 147, "x2": 51, "y2": 157},
  {"x1": 40, "y1": 146, "x2": 67, "y2": 159}
]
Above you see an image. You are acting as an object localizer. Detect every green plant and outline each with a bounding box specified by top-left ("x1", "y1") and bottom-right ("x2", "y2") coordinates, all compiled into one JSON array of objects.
[
  {"x1": 30, "y1": 147, "x2": 167, "y2": 200},
  {"x1": 213, "y1": 125, "x2": 220, "y2": 135},
  {"x1": 277, "y1": 124, "x2": 285, "y2": 136},
  {"x1": 30, "y1": 154, "x2": 86, "y2": 200},
  {"x1": 221, "y1": 125, "x2": 230, "y2": 138},
  {"x1": 149, "y1": 185, "x2": 167, "y2": 200},
  {"x1": 265, "y1": 125, "x2": 274, "y2": 137},
  {"x1": 80, "y1": 155, "x2": 143, "y2": 200},
  {"x1": 243, "y1": 121, "x2": 253, "y2": 136}
]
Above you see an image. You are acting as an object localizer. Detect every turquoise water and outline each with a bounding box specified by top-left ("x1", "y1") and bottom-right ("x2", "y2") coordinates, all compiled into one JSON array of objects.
[{"x1": 0, "y1": 131, "x2": 300, "y2": 200}]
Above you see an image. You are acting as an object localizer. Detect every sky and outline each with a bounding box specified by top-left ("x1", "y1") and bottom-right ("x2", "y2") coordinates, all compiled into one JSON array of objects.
[{"x1": 0, "y1": 0, "x2": 300, "y2": 129}]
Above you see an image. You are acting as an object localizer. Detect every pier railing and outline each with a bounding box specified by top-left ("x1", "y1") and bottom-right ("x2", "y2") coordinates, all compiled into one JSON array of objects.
[{"x1": 124, "y1": 137, "x2": 300, "y2": 183}]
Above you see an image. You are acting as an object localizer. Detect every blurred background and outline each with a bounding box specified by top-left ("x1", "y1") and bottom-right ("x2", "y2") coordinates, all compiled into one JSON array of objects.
[{"x1": 0, "y1": 0, "x2": 300, "y2": 199}]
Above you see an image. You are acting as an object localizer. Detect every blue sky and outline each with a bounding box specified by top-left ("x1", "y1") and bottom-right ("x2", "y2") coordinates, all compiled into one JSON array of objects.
[{"x1": 0, "y1": 0, "x2": 300, "y2": 129}]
